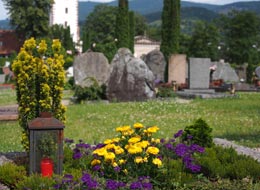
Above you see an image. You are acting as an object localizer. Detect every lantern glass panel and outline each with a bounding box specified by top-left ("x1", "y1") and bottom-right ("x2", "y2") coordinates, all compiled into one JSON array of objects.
[{"x1": 34, "y1": 130, "x2": 59, "y2": 173}]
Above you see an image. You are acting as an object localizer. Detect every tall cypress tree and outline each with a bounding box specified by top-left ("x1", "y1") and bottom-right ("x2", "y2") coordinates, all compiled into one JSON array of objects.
[
  {"x1": 160, "y1": 0, "x2": 180, "y2": 81},
  {"x1": 116, "y1": 0, "x2": 130, "y2": 49},
  {"x1": 129, "y1": 11, "x2": 135, "y2": 54}
]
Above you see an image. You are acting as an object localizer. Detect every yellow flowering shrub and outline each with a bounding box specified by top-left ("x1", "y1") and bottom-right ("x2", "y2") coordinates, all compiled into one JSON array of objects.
[
  {"x1": 12, "y1": 38, "x2": 66, "y2": 150},
  {"x1": 91, "y1": 123, "x2": 163, "y2": 180}
]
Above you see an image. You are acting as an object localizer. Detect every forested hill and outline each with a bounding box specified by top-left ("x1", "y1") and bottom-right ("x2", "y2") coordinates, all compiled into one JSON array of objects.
[{"x1": 78, "y1": 0, "x2": 260, "y2": 22}]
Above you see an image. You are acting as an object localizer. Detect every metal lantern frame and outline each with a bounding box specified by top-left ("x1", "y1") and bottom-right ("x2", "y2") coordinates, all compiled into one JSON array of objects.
[{"x1": 28, "y1": 112, "x2": 65, "y2": 175}]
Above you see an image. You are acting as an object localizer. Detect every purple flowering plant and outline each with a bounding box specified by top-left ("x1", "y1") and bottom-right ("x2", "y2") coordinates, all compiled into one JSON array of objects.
[{"x1": 57, "y1": 125, "x2": 205, "y2": 189}]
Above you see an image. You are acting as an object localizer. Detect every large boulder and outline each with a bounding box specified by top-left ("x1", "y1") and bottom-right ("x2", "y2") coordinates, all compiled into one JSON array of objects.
[
  {"x1": 142, "y1": 49, "x2": 166, "y2": 82},
  {"x1": 107, "y1": 48, "x2": 155, "y2": 101},
  {"x1": 73, "y1": 52, "x2": 110, "y2": 87}
]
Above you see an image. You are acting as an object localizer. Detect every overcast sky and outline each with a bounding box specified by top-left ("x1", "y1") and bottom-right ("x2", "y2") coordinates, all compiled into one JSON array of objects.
[{"x1": 0, "y1": 0, "x2": 258, "y2": 20}]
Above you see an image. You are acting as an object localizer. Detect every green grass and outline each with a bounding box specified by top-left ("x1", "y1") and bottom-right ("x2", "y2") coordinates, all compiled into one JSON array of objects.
[
  {"x1": 0, "y1": 91, "x2": 260, "y2": 152},
  {"x1": 0, "y1": 89, "x2": 17, "y2": 106}
]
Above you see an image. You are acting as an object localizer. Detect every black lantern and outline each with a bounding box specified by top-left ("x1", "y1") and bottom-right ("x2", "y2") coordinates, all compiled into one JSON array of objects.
[{"x1": 28, "y1": 112, "x2": 65, "y2": 177}]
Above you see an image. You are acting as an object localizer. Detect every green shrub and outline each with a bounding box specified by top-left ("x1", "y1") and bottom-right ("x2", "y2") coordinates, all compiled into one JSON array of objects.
[
  {"x1": 182, "y1": 118, "x2": 213, "y2": 148},
  {"x1": 198, "y1": 145, "x2": 260, "y2": 180},
  {"x1": 73, "y1": 77, "x2": 106, "y2": 103},
  {"x1": 156, "y1": 86, "x2": 176, "y2": 98},
  {"x1": 15, "y1": 174, "x2": 55, "y2": 190},
  {"x1": 0, "y1": 162, "x2": 27, "y2": 189}
]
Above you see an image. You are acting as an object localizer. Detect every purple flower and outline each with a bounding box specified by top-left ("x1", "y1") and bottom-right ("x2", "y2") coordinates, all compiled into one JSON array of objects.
[
  {"x1": 160, "y1": 138, "x2": 166, "y2": 143},
  {"x1": 174, "y1": 130, "x2": 183, "y2": 138},
  {"x1": 190, "y1": 144, "x2": 205, "y2": 153},
  {"x1": 81, "y1": 173, "x2": 99, "y2": 189},
  {"x1": 92, "y1": 165, "x2": 101, "y2": 171},
  {"x1": 73, "y1": 151, "x2": 82, "y2": 160},
  {"x1": 165, "y1": 143, "x2": 174, "y2": 150},
  {"x1": 64, "y1": 138, "x2": 74, "y2": 144},
  {"x1": 175, "y1": 143, "x2": 189, "y2": 157},
  {"x1": 106, "y1": 179, "x2": 126, "y2": 190},
  {"x1": 130, "y1": 181, "x2": 142, "y2": 189},
  {"x1": 114, "y1": 166, "x2": 121, "y2": 173}
]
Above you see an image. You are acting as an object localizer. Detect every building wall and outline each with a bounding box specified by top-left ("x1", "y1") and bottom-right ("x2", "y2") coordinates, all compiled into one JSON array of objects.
[
  {"x1": 134, "y1": 44, "x2": 160, "y2": 58},
  {"x1": 50, "y1": 0, "x2": 79, "y2": 43}
]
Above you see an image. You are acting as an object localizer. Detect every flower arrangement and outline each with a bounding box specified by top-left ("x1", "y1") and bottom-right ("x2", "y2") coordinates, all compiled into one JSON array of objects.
[{"x1": 55, "y1": 123, "x2": 205, "y2": 189}]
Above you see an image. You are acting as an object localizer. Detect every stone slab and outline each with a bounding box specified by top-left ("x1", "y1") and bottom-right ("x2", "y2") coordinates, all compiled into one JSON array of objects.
[
  {"x1": 189, "y1": 58, "x2": 211, "y2": 89},
  {"x1": 168, "y1": 54, "x2": 187, "y2": 84}
]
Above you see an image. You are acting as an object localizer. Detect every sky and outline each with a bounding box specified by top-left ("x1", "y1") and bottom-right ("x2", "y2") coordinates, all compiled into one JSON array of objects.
[{"x1": 0, "y1": 0, "x2": 258, "y2": 20}]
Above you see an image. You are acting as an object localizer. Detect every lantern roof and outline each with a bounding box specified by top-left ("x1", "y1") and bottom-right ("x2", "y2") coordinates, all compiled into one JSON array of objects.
[{"x1": 28, "y1": 112, "x2": 64, "y2": 130}]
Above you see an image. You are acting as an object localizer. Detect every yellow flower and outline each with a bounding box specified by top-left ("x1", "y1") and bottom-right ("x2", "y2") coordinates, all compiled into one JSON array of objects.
[
  {"x1": 128, "y1": 136, "x2": 141, "y2": 144},
  {"x1": 146, "y1": 146, "x2": 160, "y2": 155},
  {"x1": 135, "y1": 156, "x2": 143, "y2": 164},
  {"x1": 123, "y1": 169, "x2": 128, "y2": 174},
  {"x1": 114, "y1": 146, "x2": 124, "y2": 155},
  {"x1": 112, "y1": 138, "x2": 120, "y2": 143},
  {"x1": 116, "y1": 125, "x2": 131, "y2": 132},
  {"x1": 133, "y1": 122, "x2": 144, "y2": 129},
  {"x1": 152, "y1": 138, "x2": 161, "y2": 144},
  {"x1": 112, "y1": 161, "x2": 118, "y2": 167},
  {"x1": 119, "y1": 159, "x2": 126, "y2": 165},
  {"x1": 136, "y1": 140, "x2": 149, "y2": 149},
  {"x1": 93, "y1": 147, "x2": 107, "y2": 156},
  {"x1": 153, "y1": 158, "x2": 162, "y2": 167},
  {"x1": 91, "y1": 159, "x2": 101, "y2": 166},
  {"x1": 104, "y1": 152, "x2": 115, "y2": 162},
  {"x1": 147, "y1": 126, "x2": 160, "y2": 133},
  {"x1": 104, "y1": 139, "x2": 113, "y2": 144},
  {"x1": 126, "y1": 144, "x2": 143, "y2": 154},
  {"x1": 143, "y1": 157, "x2": 148, "y2": 163}
]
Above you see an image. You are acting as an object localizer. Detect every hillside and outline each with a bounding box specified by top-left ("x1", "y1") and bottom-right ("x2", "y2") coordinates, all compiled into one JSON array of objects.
[{"x1": 78, "y1": 0, "x2": 260, "y2": 22}]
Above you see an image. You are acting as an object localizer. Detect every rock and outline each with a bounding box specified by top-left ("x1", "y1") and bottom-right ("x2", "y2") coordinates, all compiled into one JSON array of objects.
[
  {"x1": 0, "y1": 155, "x2": 12, "y2": 166},
  {"x1": 142, "y1": 49, "x2": 166, "y2": 82},
  {"x1": 211, "y1": 60, "x2": 239, "y2": 83},
  {"x1": 107, "y1": 48, "x2": 155, "y2": 102},
  {"x1": 73, "y1": 52, "x2": 110, "y2": 87}
]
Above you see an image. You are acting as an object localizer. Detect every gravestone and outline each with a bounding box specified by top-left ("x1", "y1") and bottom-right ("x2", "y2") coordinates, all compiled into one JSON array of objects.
[
  {"x1": 235, "y1": 63, "x2": 247, "y2": 82},
  {"x1": 0, "y1": 75, "x2": 5, "y2": 84},
  {"x1": 189, "y1": 58, "x2": 211, "y2": 89},
  {"x1": 168, "y1": 54, "x2": 187, "y2": 85},
  {"x1": 142, "y1": 49, "x2": 166, "y2": 82},
  {"x1": 212, "y1": 60, "x2": 239, "y2": 83},
  {"x1": 73, "y1": 52, "x2": 110, "y2": 87},
  {"x1": 107, "y1": 48, "x2": 155, "y2": 102}
]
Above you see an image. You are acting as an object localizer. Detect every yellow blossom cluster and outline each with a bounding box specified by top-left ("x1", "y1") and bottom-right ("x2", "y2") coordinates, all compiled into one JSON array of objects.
[
  {"x1": 12, "y1": 37, "x2": 66, "y2": 150},
  {"x1": 92, "y1": 123, "x2": 163, "y2": 179}
]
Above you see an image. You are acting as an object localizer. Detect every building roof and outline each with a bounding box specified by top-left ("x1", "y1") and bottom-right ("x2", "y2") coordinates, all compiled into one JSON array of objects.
[
  {"x1": 0, "y1": 30, "x2": 21, "y2": 56},
  {"x1": 134, "y1": 35, "x2": 160, "y2": 45}
]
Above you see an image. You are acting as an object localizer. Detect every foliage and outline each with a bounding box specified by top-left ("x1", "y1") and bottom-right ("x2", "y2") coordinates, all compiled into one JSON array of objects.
[
  {"x1": 129, "y1": 11, "x2": 135, "y2": 54},
  {"x1": 220, "y1": 11, "x2": 260, "y2": 66},
  {"x1": 73, "y1": 78, "x2": 106, "y2": 103},
  {"x1": 0, "y1": 162, "x2": 26, "y2": 189},
  {"x1": 49, "y1": 24, "x2": 75, "y2": 54},
  {"x1": 198, "y1": 145, "x2": 260, "y2": 181},
  {"x1": 188, "y1": 21, "x2": 220, "y2": 61},
  {"x1": 12, "y1": 38, "x2": 66, "y2": 150},
  {"x1": 156, "y1": 87, "x2": 177, "y2": 98},
  {"x1": 182, "y1": 118, "x2": 213, "y2": 148},
  {"x1": 15, "y1": 173, "x2": 55, "y2": 190},
  {"x1": 37, "y1": 132, "x2": 57, "y2": 158},
  {"x1": 3, "y1": 0, "x2": 53, "y2": 39},
  {"x1": 116, "y1": 0, "x2": 130, "y2": 49}
]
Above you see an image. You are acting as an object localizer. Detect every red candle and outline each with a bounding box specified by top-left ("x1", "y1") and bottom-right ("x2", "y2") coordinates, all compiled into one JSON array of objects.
[{"x1": 41, "y1": 157, "x2": 53, "y2": 177}]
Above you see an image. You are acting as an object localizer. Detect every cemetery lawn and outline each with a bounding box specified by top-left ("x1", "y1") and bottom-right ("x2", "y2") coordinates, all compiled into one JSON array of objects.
[{"x1": 0, "y1": 90, "x2": 260, "y2": 152}]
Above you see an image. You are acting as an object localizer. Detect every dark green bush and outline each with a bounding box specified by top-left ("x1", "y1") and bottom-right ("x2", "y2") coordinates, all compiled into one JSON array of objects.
[
  {"x1": 73, "y1": 77, "x2": 106, "y2": 103},
  {"x1": 182, "y1": 118, "x2": 213, "y2": 148},
  {"x1": 156, "y1": 86, "x2": 176, "y2": 98},
  {"x1": 198, "y1": 145, "x2": 260, "y2": 181},
  {"x1": 15, "y1": 174, "x2": 55, "y2": 190},
  {"x1": 0, "y1": 162, "x2": 27, "y2": 189}
]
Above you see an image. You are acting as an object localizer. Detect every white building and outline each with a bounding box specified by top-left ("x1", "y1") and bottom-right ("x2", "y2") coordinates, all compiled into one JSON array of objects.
[
  {"x1": 50, "y1": 0, "x2": 79, "y2": 44},
  {"x1": 134, "y1": 36, "x2": 160, "y2": 58}
]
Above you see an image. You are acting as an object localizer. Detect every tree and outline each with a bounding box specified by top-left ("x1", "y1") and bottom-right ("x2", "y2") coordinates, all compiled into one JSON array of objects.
[
  {"x1": 221, "y1": 11, "x2": 260, "y2": 65},
  {"x1": 160, "y1": 0, "x2": 181, "y2": 81},
  {"x1": 12, "y1": 38, "x2": 66, "y2": 150},
  {"x1": 129, "y1": 11, "x2": 135, "y2": 54},
  {"x1": 116, "y1": 0, "x2": 130, "y2": 49},
  {"x1": 188, "y1": 21, "x2": 220, "y2": 61},
  {"x1": 3, "y1": 0, "x2": 53, "y2": 39}
]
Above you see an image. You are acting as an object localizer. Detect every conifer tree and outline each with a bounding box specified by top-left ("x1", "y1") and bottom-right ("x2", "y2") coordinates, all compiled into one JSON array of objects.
[
  {"x1": 129, "y1": 11, "x2": 135, "y2": 54},
  {"x1": 160, "y1": 0, "x2": 180, "y2": 81},
  {"x1": 116, "y1": 0, "x2": 130, "y2": 49}
]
